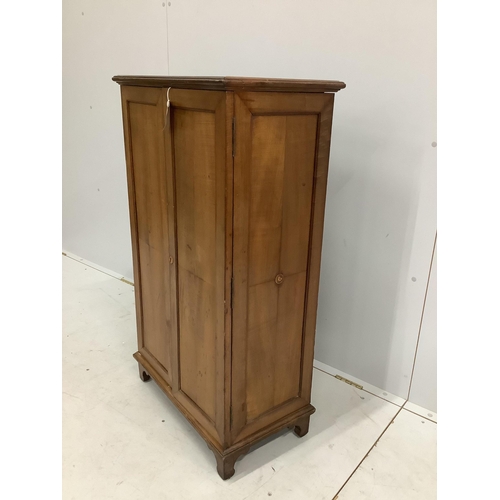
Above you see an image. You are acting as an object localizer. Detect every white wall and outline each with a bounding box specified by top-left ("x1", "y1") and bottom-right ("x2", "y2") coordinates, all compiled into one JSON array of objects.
[
  {"x1": 63, "y1": 0, "x2": 169, "y2": 279},
  {"x1": 63, "y1": 0, "x2": 436, "y2": 403}
]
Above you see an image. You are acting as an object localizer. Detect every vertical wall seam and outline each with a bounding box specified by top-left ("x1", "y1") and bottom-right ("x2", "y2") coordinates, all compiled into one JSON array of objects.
[
  {"x1": 406, "y1": 232, "x2": 437, "y2": 400},
  {"x1": 165, "y1": 2, "x2": 170, "y2": 74}
]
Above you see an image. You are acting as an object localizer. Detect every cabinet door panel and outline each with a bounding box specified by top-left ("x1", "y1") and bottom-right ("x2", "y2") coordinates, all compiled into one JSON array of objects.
[
  {"x1": 121, "y1": 86, "x2": 174, "y2": 384},
  {"x1": 166, "y1": 89, "x2": 227, "y2": 442},
  {"x1": 232, "y1": 92, "x2": 334, "y2": 442},
  {"x1": 174, "y1": 107, "x2": 217, "y2": 423}
]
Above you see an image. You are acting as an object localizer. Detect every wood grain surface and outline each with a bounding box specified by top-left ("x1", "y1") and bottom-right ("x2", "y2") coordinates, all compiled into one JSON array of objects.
[{"x1": 113, "y1": 75, "x2": 346, "y2": 93}]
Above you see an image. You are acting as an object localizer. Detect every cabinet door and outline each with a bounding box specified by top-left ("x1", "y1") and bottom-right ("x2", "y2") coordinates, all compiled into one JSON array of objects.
[
  {"x1": 165, "y1": 89, "x2": 228, "y2": 444},
  {"x1": 231, "y1": 91, "x2": 334, "y2": 442},
  {"x1": 121, "y1": 86, "x2": 176, "y2": 385}
]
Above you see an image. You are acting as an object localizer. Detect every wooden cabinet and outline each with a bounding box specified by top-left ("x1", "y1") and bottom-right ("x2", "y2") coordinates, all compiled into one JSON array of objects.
[{"x1": 113, "y1": 76, "x2": 345, "y2": 479}]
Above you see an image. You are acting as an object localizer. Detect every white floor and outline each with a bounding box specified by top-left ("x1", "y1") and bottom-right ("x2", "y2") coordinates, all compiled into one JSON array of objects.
[{"x1": 62, "y1": 255, "x2": 436, "y2": 500}]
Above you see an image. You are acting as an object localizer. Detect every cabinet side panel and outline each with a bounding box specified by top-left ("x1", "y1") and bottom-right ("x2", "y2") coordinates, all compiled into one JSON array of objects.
[
  {"x1": 300, "y1": 97, "x2": 334, "y2": 401},
  {"x1": 128, "y1": 99, "x2": 173, "y2": 380},
  {"x1": 245, "y1": 114, "x2": 318, "y2": 421},
  {"x1": 174, "y1": 108, "x2": 217, "y2": 423},
  {"x1": 247, "y1": 116, "x2": 286, "y2": 286},
  {"x1": 232, "y1": 92, "x2": 333, "y2": 442}
]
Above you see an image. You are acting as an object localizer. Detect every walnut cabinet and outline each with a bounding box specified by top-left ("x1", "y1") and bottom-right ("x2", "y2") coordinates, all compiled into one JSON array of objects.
[{"x1": 113, "y1": 76, "x2": 345, "y2": 479}]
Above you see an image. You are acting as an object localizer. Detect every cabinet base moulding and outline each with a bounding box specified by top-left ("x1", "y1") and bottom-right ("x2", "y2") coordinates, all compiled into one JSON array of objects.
[{"x1": 134, "y1": 351, "x2": 315, "y2": 480}]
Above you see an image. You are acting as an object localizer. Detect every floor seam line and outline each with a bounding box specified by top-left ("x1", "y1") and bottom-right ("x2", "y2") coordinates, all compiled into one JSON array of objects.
[
  {"x1": 331, "y1": 403, "x2": 406, "y2": 500},
  {"x1": 402, "y1": 406, "x2": 437, "y2": 423}
]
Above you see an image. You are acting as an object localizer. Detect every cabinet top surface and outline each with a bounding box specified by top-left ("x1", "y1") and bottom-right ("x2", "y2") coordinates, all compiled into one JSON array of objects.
[{"x1": 112, "y1": 75, "x2": 346, "y2": 93}]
